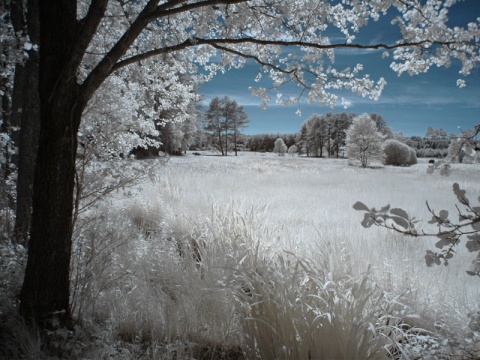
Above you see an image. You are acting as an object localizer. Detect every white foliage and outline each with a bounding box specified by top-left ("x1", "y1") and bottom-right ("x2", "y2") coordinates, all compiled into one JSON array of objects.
[
  {"x1": 77, "y1": 0, "x2": 479, "y2": 109},
  {"x1": 273, "y1": 138, "x2": 287, "y2": 155},
  {"x1": 80, "y1": 56, "x2": 196, "y2": 158},
  {"x1": 383, "y1": 139, "x2": 415, "y2": 166},
  {"x1": 408, "y1": 147, "x2": 418, "y2": 165},
  {"x1": 448, "y1": 128, "x2": 479, "y2": 163},
  {"x1": 346, "y1": 114, "x2": 385, "y2": 167},
  {"x1": 288, "y1": 144, "x2": 298, "y2": 156}
]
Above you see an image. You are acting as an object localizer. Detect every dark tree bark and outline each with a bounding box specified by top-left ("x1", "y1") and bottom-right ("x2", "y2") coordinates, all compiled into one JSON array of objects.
[
  {"x1": 19, "y1": 0, "x2": 151, "y2": 328},
  {"x1": 19, "y1": 0, "x2": 81, "y2": 328},
  {"x1": 10, "y1": 0, "x2": 40, "y2": 246},
  {"x1": 218, "y1": 130, "x2": 225, "y2": 155},
  {"x1": 0, "y1": 0, "x2": 15, "y2": 220}
]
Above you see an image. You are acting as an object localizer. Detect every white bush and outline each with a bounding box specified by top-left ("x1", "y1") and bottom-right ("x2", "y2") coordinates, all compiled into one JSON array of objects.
[
  {"x1": 273, "y1": 138, "x2": 287, "y2": 156},
  {"x1": 383, "y1": 139, "x2": 414, "y2": 166},
  {"x1": 288, "y1": 144, "x2": 298, "y2": 156},
  {"x1": 408, "y1": 147, "x2": 418, "y2": 165}
]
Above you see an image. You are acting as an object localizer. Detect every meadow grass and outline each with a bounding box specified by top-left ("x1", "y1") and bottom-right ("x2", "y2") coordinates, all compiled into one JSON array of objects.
[{"x1": 70, "y1": 152, "x2": 480, "y2": 358}]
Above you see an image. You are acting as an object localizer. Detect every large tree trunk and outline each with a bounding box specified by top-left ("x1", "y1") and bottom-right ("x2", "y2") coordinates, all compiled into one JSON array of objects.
[
  {"x1": 18, "y1": 0, "x2": 141, "y2": 327},
  {"x1": 19, "y1": 0, "x2": 80, "y2": 328},
  {"x1": 19, "y1": 95, "x2": 82, "y2": 328},
  {"x1": 11, "y1": 0, "x2": 40, "y2": 246}
]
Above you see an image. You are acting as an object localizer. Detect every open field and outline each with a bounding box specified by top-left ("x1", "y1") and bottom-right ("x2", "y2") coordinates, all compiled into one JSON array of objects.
[{"x1": 66, "y1": 153, "x2": 480, "y2": 358}]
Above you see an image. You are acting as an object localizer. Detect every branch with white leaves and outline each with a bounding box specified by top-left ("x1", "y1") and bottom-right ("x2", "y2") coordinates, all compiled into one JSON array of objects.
[{"x1": 353, "y1": 183, "x2": 480, "y2": 275}]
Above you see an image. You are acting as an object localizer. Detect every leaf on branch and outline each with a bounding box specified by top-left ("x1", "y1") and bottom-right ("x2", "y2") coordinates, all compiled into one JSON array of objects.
[
  {"x1": 353, "y1": 201, "x2": 370, "y2": 211},
  {"x1": 379, "y1": 204, "x2": 391, "y2": 213},
  {"x1": 428, "y1": 215, "x2": 438, "y2": 224},
  {"x1": 390, "y1": 208, "x2": 408, "y2": 219},
  {"x1": 425, "y1": 251, "x2": 441, "y2": 267},
  {"x1": 453, "y1": 183, "x2": 469, "y2": 206},
  {"x1": 466, "y1": 240, "x2": 480, "y2": 252},
  {"x1": 361, "y1": 213, "x2": 374, "y2": 228},
  {"x1": 459, "y1": 214, "x2": 473, "y2": 222},
  {"x1": 444, "y1": 252, "x2": 454, "y2": 260},
  {"x1": 390, "y1": 216, "x2": 410, "y2": 230},
  {"x1": 466, "y1": 235, "x2": 480, "y2": 252},
  {"x1": 439, "y1": 210, "x2": 449, "y2": 221},
  {"x1": 472, "y1": 221, "x2": 480, "y2": 232},
  {"x1": 466, "y1": 270, "x2": 479, "y2": 277},
  {"x1": 435, "y1": 233, "x2": 456, "y2": 249}
]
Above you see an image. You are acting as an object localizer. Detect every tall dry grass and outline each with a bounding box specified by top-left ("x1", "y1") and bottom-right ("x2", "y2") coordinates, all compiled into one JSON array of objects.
[{"x1": 69, "y1": 153, "x2": 480, "y2": 358}]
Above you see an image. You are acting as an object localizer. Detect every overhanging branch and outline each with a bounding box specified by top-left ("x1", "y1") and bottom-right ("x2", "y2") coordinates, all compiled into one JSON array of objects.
[{"x1": 111, "y1": 35, "x2": 465, "y2": 75}]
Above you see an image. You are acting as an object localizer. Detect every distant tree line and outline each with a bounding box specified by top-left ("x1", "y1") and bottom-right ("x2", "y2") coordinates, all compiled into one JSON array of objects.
[
  {"x1": 294, "y1": 112, "x2": 391, "y2": 158},
  {"x1": 246, "y1": 133, "x2": 296, "y2": 152},
  {"x1": 405, "y1": 137, "x2": 450, "y2": 158},
  {"x1": 297, "y1": 112, "x2": 352, "y2": 157},
  {"x1": 193, "y1": 112, "x2": 389, "y2": 157},
  {"x1": 130, "y1": 96, "x2": 451, "y2": 159},
  {"x1": 238, "y1": 117, "x2": 452, "y2": 160}
]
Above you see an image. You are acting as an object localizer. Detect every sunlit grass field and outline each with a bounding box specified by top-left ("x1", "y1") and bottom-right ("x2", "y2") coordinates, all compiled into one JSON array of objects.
[{"x1": 73, "y1": 152, "x2": 480, "y2": 358}]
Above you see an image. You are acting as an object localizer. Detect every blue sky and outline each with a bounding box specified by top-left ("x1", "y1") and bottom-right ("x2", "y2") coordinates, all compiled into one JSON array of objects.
[{"x1": 200, "y1": 1, "x2": 479, "y2": 137}]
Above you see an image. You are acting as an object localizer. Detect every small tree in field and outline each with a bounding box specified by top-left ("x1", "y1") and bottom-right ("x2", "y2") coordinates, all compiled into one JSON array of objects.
[
  {"x1": 408, "y1": 148, "x2": 418, "y2": 165},
  {"x1": 274, "y1": 138, "x2": 287, "y2": 156},
  {"x1": 346, "y1": 114, "x2": 385, "y2": 168},
  {"x1": 288, "y1": 144, "x2": 298, "y2": 157},
  {"x1": 204, "y1": 96, "x2": 249, "y2": 156}
]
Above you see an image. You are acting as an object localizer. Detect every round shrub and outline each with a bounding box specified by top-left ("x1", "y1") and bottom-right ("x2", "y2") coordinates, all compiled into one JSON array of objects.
[
  {"x1": 383, "y1": 139, "x2": 413, "y2": 166},
  {"x1": 408, "y1": 147, "x2": 418, "y2": 165}
]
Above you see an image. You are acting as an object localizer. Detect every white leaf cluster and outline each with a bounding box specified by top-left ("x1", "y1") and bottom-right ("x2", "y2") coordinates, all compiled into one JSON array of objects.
[
  {"x1": 448, "y1": 128, "x2": 480, "y2": 163},
  {"x1": 389, "y1": 0, "x2": 479, "y2": 80},
  {"x1": 80, "y1": 56, "x2": 196, "y2": 159}
]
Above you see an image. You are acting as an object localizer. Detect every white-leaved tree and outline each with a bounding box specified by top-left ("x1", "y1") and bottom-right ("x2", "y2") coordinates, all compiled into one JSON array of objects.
[
  {"x1": 2, "y1": 0, "x2": 477, "y2": 328},
  {"x1": 288, "y1": 144, "x2": 298, "y2": 156},
  {"x1": 76, "y1": 55, "x2": 198, "y2": 226},
  {"x1": 346, "y1": 114, "x2": 385, "y2": 168},
  {"x1": 273, "y1": 138, "x2": 287, "y2": 156}
]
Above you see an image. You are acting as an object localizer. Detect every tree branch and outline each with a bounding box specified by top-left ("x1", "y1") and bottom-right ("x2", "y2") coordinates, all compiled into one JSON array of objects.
[
  {"x1": 111, "y1": 35, "x2": 464, "y2": 75},
  {"x1": 148, "y1": 0, "x2": 250, "y2": 22},
  {"x1": 63, "y1": 0, "x2": 109, "y2": 87},
  {"x1": 79, "y1": 0, "x2": 160, "y2": 105}
]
